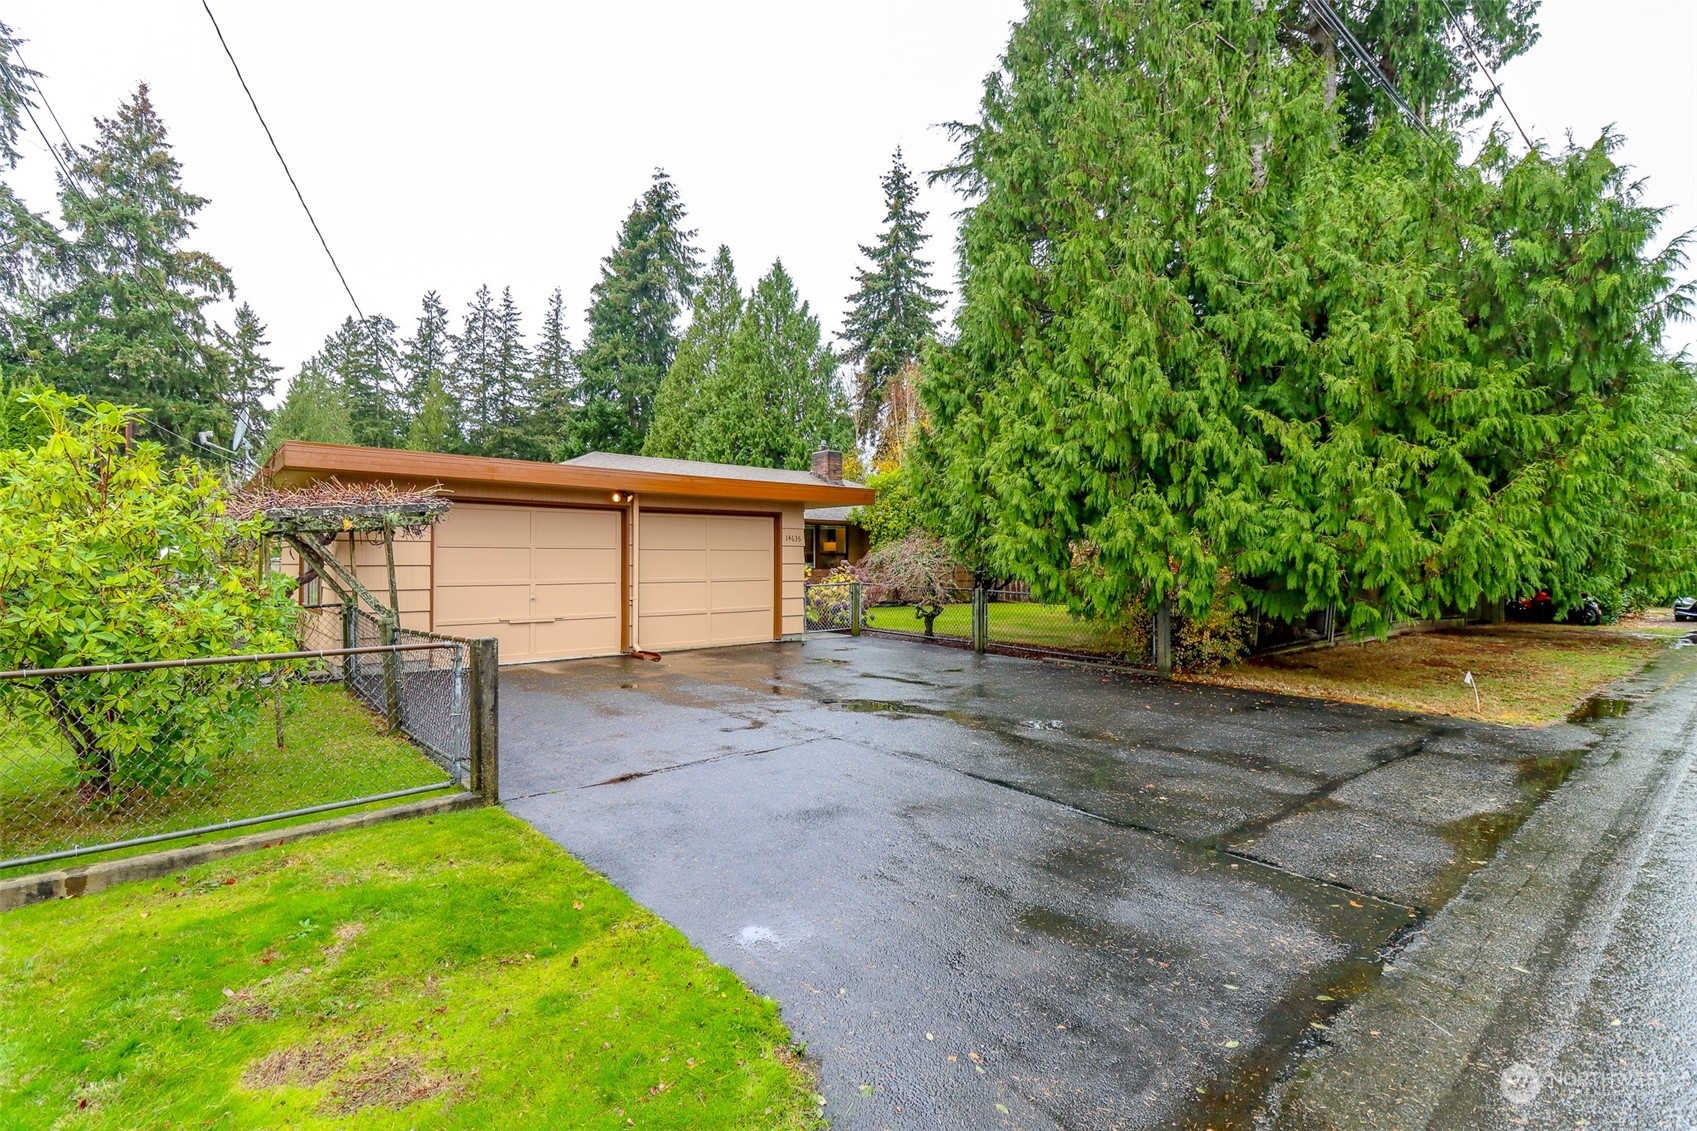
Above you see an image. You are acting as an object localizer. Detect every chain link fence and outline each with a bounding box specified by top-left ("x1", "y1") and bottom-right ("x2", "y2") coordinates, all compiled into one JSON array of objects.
[
  {"x1": 805, "y1": 581, "x2": 1156, "y2": 669},
  {"x1": 1, "y1": 614, "x2": 496, "y2": 872}
]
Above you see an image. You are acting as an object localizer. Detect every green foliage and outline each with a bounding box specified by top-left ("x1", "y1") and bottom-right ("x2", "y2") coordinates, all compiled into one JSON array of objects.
[
  {"x1": 400, "y1": 290, "x2": 452, "y2": 436},
  {"x1": 0, "y1": 392, "x2": 297, "y2": 797},
  {"x1": 265, "y1": 361, "x2": 353, "y2": 458},
  {"x1": 527, "y1": 287, "x2": 577, "y2": 460},
  {"x1": 917, "y1": 0, "x2": 1697, "y2": 638},
  {"x1": 570, "y1": 170, "x2": 701, "y2": 455},
  {"x1": 856, "y1": 464, "x2": 924, "y2": 548},
  {"x1": 404, "y1": 372, "x2": 461, "y2": 453},
  {"x1": 24, "y1": 86, "x2": 234, "y2": 455},
  {"x1": 842, "y1": 149, "x2": 945, "y2": 449},
  {"x1": 0, "y1": 19, "x2": 38, "y2": 170},
  {"x1": 0, "y1": 369, "x2": 48, "y2": 450},
  {"x1": 646, "y1": 246, "x2": 743, "y2": 459}
]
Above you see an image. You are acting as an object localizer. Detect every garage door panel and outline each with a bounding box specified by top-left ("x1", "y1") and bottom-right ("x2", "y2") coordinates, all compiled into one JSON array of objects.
[
  {"x1": 640, "y1": 611, "x2": 712, "y2": 650},
  {"x1": 434, "y1": 581, "x2": 530, "y2": 626},
  {"x1": 532, "y1": 616, "x2": 623, "y2": 656},
  {"x1": 535, "y1": 581, "x2": 621, "y2": 619},
  {"x1": 710, "y1": 609, "x2": 772, "y2": 641},
  {"x1": 710, "y1": 548, "x2": 773, "y2": 580},
  {"x1": 533, "y1": 508, "x2": 619, "y2": 548},
  {"x1": 639, "y1": 514, "x2": 708, "y2": 551},
  {"x1": 437, "y1": 545, "x2": 531, "y2": 582},
  {"x1": 638, "y1": 547, "x2": 710, "y2": 582},
  {"x1": 639, "y1": 579, "x2": 709, "y2": 616},
  {"x1": 436, "y1": 505, "x2": 532, "y2": 547},
  {"x1": 709, "y1": 579, "x2": 772, "y2": 612},
  {"x1": 708, "y1": 516, "x2": 772, "y2": 550},
  {"x1": 533, "y1": 546, "x2": 621, "y2": 583}
]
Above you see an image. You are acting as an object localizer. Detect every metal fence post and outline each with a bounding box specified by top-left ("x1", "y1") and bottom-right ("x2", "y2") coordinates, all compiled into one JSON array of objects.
[
  {"x1": 379, "y1": 616, "x2": 403, "y2": 731},
  {"x1": 467, "y1": 636, "x2": 500, "y2": 804},
  {"x1": 849, "y1": 582, "x2": 863, "y2": 637},
  {"x1": 341, "y1": 601, "x2": 358, "y2": 682},
  {"x1": 1154, "y1": 598, "x2": 1173, "y2": 678},
  {"x1": 972, "y1": 585, "x2": 988, "y2": 653}
]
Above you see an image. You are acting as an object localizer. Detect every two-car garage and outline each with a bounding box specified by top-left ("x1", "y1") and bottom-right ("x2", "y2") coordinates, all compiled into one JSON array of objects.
[{"x1": 267, "y1": 443, "x2": 872, "y2": 665}]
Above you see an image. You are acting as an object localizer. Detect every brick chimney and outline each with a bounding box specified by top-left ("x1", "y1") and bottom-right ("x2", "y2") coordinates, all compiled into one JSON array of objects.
[{"x1": 811, "y1": 447, "x2": 844, "y2": 484}]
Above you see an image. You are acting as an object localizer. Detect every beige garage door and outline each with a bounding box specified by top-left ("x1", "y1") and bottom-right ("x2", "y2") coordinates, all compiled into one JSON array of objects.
[
  {"x1": 638, "y1": 513, "x2": 774, "y2": 651},
  {"x1": 434, "y1": 504, "x2": 623, "y2": 663}
]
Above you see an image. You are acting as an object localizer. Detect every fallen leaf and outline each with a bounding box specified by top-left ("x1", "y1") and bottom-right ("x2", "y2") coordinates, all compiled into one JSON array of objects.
[{"x1": 1223, "y1": 1040, "x2": 1240, "y2": 1048}]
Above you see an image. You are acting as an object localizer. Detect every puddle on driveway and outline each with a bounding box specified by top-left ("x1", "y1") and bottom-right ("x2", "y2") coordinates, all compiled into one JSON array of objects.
[{"x1": 1569, "y1": 694, "x2": 1632, "y2": 722}]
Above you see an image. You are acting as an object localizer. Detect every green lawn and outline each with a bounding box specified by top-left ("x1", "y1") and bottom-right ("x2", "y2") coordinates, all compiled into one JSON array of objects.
[
  {"x1": 1, "y1": 683, "x2": 452, "y2": 870},
  {"x1": 862, "y1": 600, "x2": 1131, "y2": 655},
  {"x1": 0, "y1": 807, "x2": 822, "y2": 1129}
]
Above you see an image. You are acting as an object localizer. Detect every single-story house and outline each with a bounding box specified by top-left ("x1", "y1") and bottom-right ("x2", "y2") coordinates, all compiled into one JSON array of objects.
[
  {"x1": 264, "y1": 442, "x2": 873, "y2": 664},
  {"x1": 802, "y1": 505, "x2": 870, "y2": 576}
]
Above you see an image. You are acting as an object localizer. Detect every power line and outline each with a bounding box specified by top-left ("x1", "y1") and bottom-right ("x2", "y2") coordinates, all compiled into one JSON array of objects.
[
  {"x1": 1436, "y1": 0, "x2": 1534, "y2": 151},
  {"x1": 1309, "y1": 0, "x2": 1428, "y2": 135},
  {"x1": 198, "y1": 0, "x2": 365, "y2": 320},
  {"x1": 11, "y1": 45, "x2": 75, "y2": 156}
]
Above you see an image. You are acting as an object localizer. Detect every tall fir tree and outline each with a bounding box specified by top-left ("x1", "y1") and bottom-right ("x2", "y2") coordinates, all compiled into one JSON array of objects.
[
  {"x1": 569, "y1": 170, "x2": 700, "y2": 455},
  {"x1": 692, "y1": 260, "x2": 852, "y2": 470},
  {"x1": 450, "y1": 284, "x2": 498, "y2": 446},
  {"x1": 527, "y1": 287, "x2": 577, "y2": 459},
  {"x1": 645, "y1": 245, "x2": 742, "y2": 460},
  {"x1": 405, "y1": 372, "x2": 461, "y2": 453},
  {"x1": 28, "y1": 85, "x2": 233, "y2": 452},
  {"x1": 216, "y1": 302, "x2": 280, "y2": 454},
  {"x1": 470, "y1": 285, "x2": 533, "y2": 458},
  {"x1": 319, "y1": 314, "x2": 402, "y2": 449},
  {"x1": 841, "y1": 148, "x2": 944, "y2": 450},
  {"x1": 401, "y1": 291, "x2": 452, "y2": 429}
]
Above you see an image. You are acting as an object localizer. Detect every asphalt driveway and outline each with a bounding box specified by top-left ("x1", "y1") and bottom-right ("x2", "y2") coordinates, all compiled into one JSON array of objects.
[{"x1": 500, "y1": 637, "x2": 1592, "y2": 1130}]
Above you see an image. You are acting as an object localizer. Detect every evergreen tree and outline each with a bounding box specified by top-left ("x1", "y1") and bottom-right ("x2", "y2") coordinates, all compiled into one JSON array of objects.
[
  {"x1": 450, "y1": 284, "x2": 498, "y2": 445},
  {"x1": 569, "y1": 170, "x2": 700, "y2": 455},
  {"x1": 401, "y1": 290, "x2": 452, "y2": 425},
  {"x1": 917, "y1": 0, "x2": 1697, "y2": 636},
  {"x1": 0, "y1": 20, "x2": 38, "y2": 169},
  {"x1": 645, "y1": 246, "x2": 742, "y2": 460},
  {"x1": 264, "y1": 360, "x2": 352, "y2": 459},
  {"x1": 29, "y1": 85, "x2": 233, "y2": 453},
  {"x1": 841, "y1": 149, "x2": 944, "y2": 449},
  {"x1": 405, "y1": 372, "x2": 461, "y2": 453},
  {"x1": 471, "y1": 285, "x2": 533, "y2": 458},
  {"x1": 318, "y1": 314, "x2": 402, "y2": 449},
  {"x1": 216, "y1": 302, "x2": 279, "y2": 455},
  {"x1": 692, "y1": 260, "x2": 852, "y2": 470},
  {"x1": 528, "y1": 287, "x2": 577, "y2": 459}
]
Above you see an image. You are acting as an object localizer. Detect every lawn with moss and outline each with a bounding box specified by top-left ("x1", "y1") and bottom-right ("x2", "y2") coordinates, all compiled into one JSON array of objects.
[
  {"x1": 0, "y1": 806, "x2": 821, "y2": 1129},
  {"x1": 1, "y1": 682, "x2": 453, "y2": 870},
  {"x1": 1194, "y1": 623, "x2": 1669, "y2": 725},
  {"x1": 862, "y1": 600, "x2": 1130, "y2": 655}
]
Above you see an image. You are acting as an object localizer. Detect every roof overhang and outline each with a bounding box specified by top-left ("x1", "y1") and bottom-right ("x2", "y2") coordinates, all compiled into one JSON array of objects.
[{"x1": 263, "y1": 441, "x2": 877, "y2": 506}]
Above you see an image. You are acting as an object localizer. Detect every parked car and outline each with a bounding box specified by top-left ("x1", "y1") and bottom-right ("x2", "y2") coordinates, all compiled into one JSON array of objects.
[{"x1": 1675, "y1": 596, "x2": 1697, "y2": 622}]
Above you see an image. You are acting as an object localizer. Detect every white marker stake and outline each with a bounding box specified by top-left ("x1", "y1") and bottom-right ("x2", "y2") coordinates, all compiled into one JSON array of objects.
[{"x1": 1463, "y1": 670, "x2": 1480, "y2": 710}]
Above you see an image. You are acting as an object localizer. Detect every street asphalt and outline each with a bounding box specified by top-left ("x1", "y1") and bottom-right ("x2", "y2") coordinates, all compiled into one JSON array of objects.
[{"x1": 497, "y1": 635, "x2": 1614, "y2": 1130}]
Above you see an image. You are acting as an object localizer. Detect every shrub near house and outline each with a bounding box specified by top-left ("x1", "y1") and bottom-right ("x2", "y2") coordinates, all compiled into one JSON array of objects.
[{"x1": 0, "y1": 392, "x2": 295, "y2": 798}]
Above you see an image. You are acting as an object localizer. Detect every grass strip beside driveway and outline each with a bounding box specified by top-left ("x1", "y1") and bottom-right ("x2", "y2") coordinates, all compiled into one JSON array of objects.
[
  {"x1": 0, "y1": 807, "x2": 821, "y2": 1130},
  {"x1": 1198, "y1": 624, "x2": 1667, "y2": 725}
]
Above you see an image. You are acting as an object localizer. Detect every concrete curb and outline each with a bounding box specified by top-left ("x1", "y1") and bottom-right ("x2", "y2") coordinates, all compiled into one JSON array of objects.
[{"x1": 0, "y1": 792, "x2": 483, "y2": 913}]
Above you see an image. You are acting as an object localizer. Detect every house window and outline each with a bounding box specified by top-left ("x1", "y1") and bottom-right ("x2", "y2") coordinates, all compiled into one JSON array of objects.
[{"x1": 814, "y1": 524, "x2": 847, "y2": 572}]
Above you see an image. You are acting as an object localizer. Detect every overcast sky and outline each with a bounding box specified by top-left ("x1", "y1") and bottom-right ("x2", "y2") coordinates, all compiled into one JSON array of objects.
[{"x1": 4, "y1": 0, "x2": 1693, "y2": 400}]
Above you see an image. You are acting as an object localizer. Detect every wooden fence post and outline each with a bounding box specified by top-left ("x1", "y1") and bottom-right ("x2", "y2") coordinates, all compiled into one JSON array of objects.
[
  {"x1": 849, "y1": 583, "x2": 863, "y2": 637},
  {"x1": 1154, "y1": 597, "x2": 1173, "y2": 678},
  {"x1": 467, "y1": 636, "x2": 500, "y2": 804},
  {"x1": 379, "y1": 616, "x2": 402, "y2": 731}
]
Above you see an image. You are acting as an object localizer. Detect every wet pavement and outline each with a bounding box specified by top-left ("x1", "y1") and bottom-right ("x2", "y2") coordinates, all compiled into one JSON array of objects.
[
  {"x1": 1270, "y1": 644, "x2": 1697, "y2": 1130},
  {"x1": 498, "y1": 637, "x2": 1600, "y2": 1129}
]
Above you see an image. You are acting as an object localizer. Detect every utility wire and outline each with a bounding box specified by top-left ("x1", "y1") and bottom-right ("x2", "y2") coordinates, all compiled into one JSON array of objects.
[
  {"x1": 1309, "y1": 0, "x2": 1428, "y2": 135},
  {"x1": 1436, "y1": 0, "x2": 1534, "y2": 150},
  {"x1": 198, "y1": 0, "x2": 365, "y2": 320},
  {"x1": 12, "y1": 45, "x2": 75, "y2": 156}
]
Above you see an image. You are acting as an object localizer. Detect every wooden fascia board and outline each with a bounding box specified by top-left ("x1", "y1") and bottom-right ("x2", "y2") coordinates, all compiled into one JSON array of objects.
[{"x1": 264, "y1": 441, "x2": 876, "y2": 506}]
